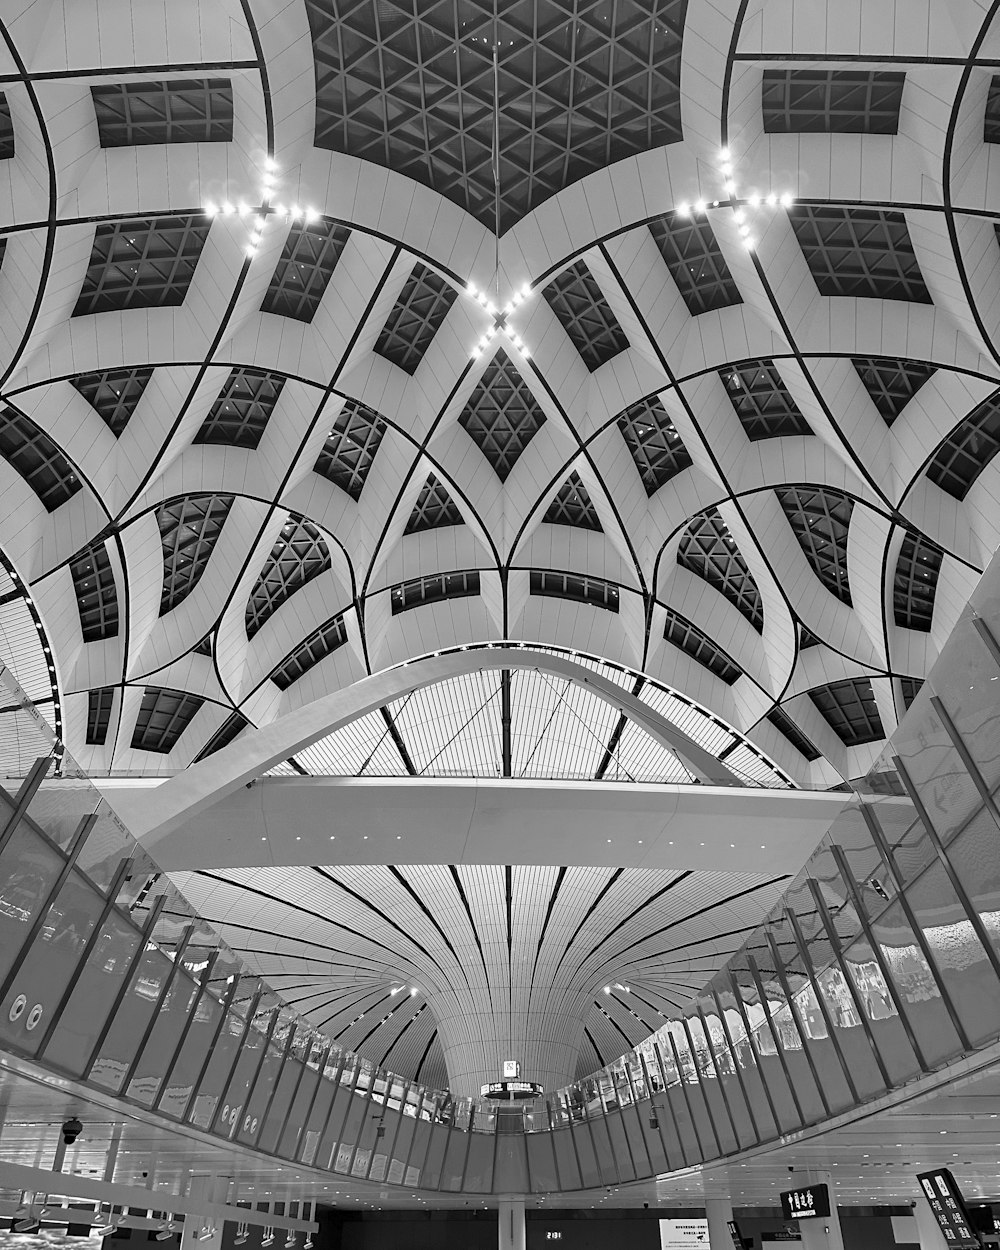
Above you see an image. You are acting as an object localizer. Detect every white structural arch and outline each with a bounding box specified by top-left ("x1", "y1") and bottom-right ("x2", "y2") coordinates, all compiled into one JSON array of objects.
[{"x1": 112, "y1": 646, "x2": 753, "y2": 849}]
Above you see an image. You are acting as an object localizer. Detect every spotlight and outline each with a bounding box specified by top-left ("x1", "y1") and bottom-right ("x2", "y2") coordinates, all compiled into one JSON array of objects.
[
  {"x1": 766, "y1": 193, "x2": 777, "y2": 207},
  {"x1": 520, "y1": 283, "x2": 531, "y2": 299},
  {"x1": 724, "y1": 180, "x2": 736, "y2": 195},
  {"x1": 237, "y1": 202, "x2": 249, "y2": 216},
  {"x1": 718, "y1": 147, "x2": 730, "y2": 161},
  {"x1": 290, "y1": 205, "x2": 302, "y2": 221},
  {"x1": 274, "y1": 203, "x2": 286, "y2": 217},
  {"x1": 748, "y1": 194, "x2": 760, "y2": 209},
  {"x1": 305, "y1": 208, "x2": 319, "y2": 224},
  {"x1": 155, "y1": 1232, "x2": 174, "y2": 1241},
  {"x1": 676, "y1": 201, "x2": 690, "y2": 217},
  {"x1": 204, "y1": 203, "x2": 218, "y2": 216},
  {"x1": 196, "y1": 1229, "x2": 216, "y2": 1242},
  {"x1": 694, "y1": 199, "x2": 706, "y2": 213},
  {"x1": 62, "y1": 1117, "x2": 83, "y2": 1145},
  {"x1": 743, "y1": 237, "x2": 756, "y2": 250},
  {"x1": 265, "y1": 158, "x2": 277, "y2": 171},
  {"x1": 780, "y1": 192, "x2": 794, "y2": 208}
]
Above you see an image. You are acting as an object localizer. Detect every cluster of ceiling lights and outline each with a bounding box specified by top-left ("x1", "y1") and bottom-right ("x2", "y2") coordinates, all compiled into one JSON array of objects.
[
  {"x1": 0, "y1": 553, "x2": 62, "y2": 768},
  {"x1": 204, "y1": 159, "x2": 322, "y2": 258},
  {"x1": 466, "y1": 282, "x2": 534, "y2": 361},
  {"x1": 677, "y1": 149, "x2": 795, "y2": 251}
]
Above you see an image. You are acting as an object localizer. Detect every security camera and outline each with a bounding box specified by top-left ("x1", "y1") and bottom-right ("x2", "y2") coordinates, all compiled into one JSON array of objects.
[{"x1": 62, "y1": 1117, "x2": 83, "y2": 1145}]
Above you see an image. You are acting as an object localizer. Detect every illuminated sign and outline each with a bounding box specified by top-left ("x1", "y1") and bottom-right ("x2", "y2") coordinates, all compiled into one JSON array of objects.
[
  {"x1": 545, "y1": 1234, "x2": 563, "y2": 1241},
  {"x1": 503, "y1": 1060, "x2": 520, "y2": 1079},
  {"x1": 917, "y1": 1169, "x2": 979, "y2": 1248},
  {"x1": 658, "y1": 1219, "x2": 709, "y2": 1249},
  {"x1": 780, "y1": 1185, "x2": 830, "y2": 1220},
  {"x1": 727, "y1": 1221, "x2": 745, "y2": 1250},
  {"x1": 479, "y1": 1079, "x2": 544, "y2": 1099}
]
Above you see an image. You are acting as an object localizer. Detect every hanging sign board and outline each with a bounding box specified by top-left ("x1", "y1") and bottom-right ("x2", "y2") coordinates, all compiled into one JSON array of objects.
[
  {"x1": 917, "y1": 1168, "x2": 979, "y2": 1248},
  {"x1": 780, "y1": 1185, "x2": 830, "y2": 1221}
]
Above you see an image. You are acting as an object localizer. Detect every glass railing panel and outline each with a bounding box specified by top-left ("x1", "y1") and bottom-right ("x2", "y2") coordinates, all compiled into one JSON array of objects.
[
  {"x1": 125, "y1": 970, "x2": 200, "y2": 1106},
  {"x1": 0, "y1": 823, "x2": 65, "y2": 985},
  {"x1": 89, "y1": 944, "x2": 173, "y2": 1091},
  {"x1": 41, "y1": 906, "x2": 140, "y2": 1077},
  {"x1": 904, "y1": 855, "x2": 1000, "y2": 1046},
  {"x1": 188, "y1": 1009, "x2": 248, "y2": 1129},
  {"x1": 920, "y1": 611, "x2": 1000, "y2": 793},
  {"x1": 602, "y1": 1109, "x2": 637, "y2": 1180},
  {"x1": 421, "y1": 1117, "x2": 448, "y2": 1189},
  {"x1": 551, "y1": 1126, "x2": 583, "y2": 1188},
  {"x1": 0, "y1": 860, "x2": 108, "y2": 1055},
  {"x1": 235, "y1": 1035, "x2": 289, "y2": 1148},
  {"x1": 571, "y1": 1118, "x2": 604, "y2": 1186},
  {"x1": 525, "y1": 1130, "x2": 558, "y2": 1192}
]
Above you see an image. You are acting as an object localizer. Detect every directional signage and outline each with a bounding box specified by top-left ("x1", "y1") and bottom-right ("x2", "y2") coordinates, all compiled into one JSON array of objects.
[
  {"x1": 727, "y1": 1219, "x2": 746, "y2": 1250},
  {"x1": 917, "y1": 1169, "x2": 979, "y2": 1248},
  {"x1": 480, "y1": 1079, "x2": 544, "y2": 1100},
  {"x1": 780, "y1": 1184, "x2": 830, "y2": 1221}
]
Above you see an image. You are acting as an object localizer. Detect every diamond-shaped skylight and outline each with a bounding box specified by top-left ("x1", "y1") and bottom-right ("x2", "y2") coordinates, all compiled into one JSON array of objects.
[
  {"x1": 719, "y1": 360, "x2": 813, "y2": 439},
  {"x1": 616, "y1": 395, "x2": 692, "y2": 495},
  {"x1": 71, "y1": 367, "x2": 154, "y2": 437},
  {"x1": 926, "y1": 394, "x2": 1000, "y2": 499},
  {"x1": 69, "y1": 541, "x2": 119, "y2": 642},
  {"x1": 648, "y1": 214, "x2": 742, "y2": 316},
  {"x1": 787, "y1": 206, "x2": 932, "y2": 303},
  {"x1": 900, "y1": 676, "x2": 924, "y2": 710},
  {"x1": 543, "y1": 472, "x2": 602, "y2": 531},
  {"x1": 809, "y1": 677, "x2": 884, "y2": 746},
  {"x1": 158, "y1": 493, "x2": 234, "y2": 615},
  {"x1": 459, "y1": 350, "x2": 546, "y2": 482},
  {"x1": 662, "y1": 608, "x2": 741, "y2": 684},
  {"x1": 260, "y1": 219, "x2": 351, "y2": 322},
  {"x1": 762, "y1": 69, "x2": 905, "y2": 133},
  {"x1": 542, "y1": 260, "x2": 629, "y2": 371},
  {"x1": 776, "y1": 486, "x2": 854, "y2": 605},
  {"x1": 678, "y1": 509, "x2": 763, "y2": 631},
  {"x1": 375, "y1": 263, "x2": 457, "y2": 374},
  {"x1": 131, "y1": 686, "x2": 204, "y2": 753},
  {"x1": 306, "y1": 0, "x2": 687, "y2": 233},
  {"x1": 313, "y1": 398, "x2": 387, "y2": 500},
  {"x1": 246, "y1": 517, "x2": 332, "y2": 641},
  {"x1": 91, "y1": 79, "x2": 234, "y2": 147},
  {"x1": 271, "y1": 612, "x2": 349, "y2": 690},
  {"x1": 0, "y1": 408, "x2": 82, "y2": 511},
  {"x1": 405, "y1": 474, "x2": 462, "y2": 534},
  {"x1": 194, "y1": 368, "x2": 285, "y2": 449},
  {"x1": 893, "y1": 530, "x2": 941, "y2": 631},
  {"x1": 74, "y1": 216, "x2": 211, "y2": 316},
  {"x1": 852, "y1": 356, "x2": 935, "y2": 425}
]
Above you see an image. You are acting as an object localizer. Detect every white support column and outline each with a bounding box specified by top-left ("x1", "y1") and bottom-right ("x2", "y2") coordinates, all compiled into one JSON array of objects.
[
  {"x1": 180, "y1": 1177, "x2": 226, "y2": 1250},
  {"x1": 498, "y1": 1198, "x2": 526, "y2": 1250},
  {"x1": 706, "y1": 1198, "x2": 736, "y2": 1250},
  {"x1": 914, "y1": 1197, "x2": 949, "y2": 1250},
  {"x1": 796, "y1": 1175, "x2": 844, "y2": 1250}
]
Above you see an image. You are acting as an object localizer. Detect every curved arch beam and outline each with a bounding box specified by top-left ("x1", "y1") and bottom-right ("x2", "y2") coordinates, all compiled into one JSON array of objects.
[{"x1": 116, "y1": 648, "x2": 745, "y2": 849}]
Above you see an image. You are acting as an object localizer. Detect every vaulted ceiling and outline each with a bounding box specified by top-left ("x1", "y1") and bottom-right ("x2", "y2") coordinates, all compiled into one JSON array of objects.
[{"x1": 0, "y1": 0, "x2": 997, "y2": 1101}]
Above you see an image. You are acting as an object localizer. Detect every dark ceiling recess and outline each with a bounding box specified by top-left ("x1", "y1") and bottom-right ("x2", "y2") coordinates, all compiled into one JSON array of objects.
[{"x1": 306, "y1": 0, "x2": 688, "y2": 233}]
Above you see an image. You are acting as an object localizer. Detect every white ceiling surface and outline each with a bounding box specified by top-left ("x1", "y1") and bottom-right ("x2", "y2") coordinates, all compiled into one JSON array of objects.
[
  {"x1": 95, "y1": 777, "x2": 850, "y2": 873},
  {"x1": 167, "y1": 862, "x2": 792, "y2": 1095},
  {"x1": 0, "y1": 0, "x2": 990, "y2": 792}
]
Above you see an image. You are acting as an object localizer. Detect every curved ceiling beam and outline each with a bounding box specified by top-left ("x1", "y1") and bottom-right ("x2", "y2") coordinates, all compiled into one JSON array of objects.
[{"x1": 113, "y1": 647, "x2": 745, "y2": 848}]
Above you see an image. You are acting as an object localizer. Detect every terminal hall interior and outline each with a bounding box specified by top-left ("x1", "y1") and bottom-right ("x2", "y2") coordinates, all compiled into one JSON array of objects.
[{"x1": 1, "y1": 1, "x2": 1000, "y2": 1250}]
